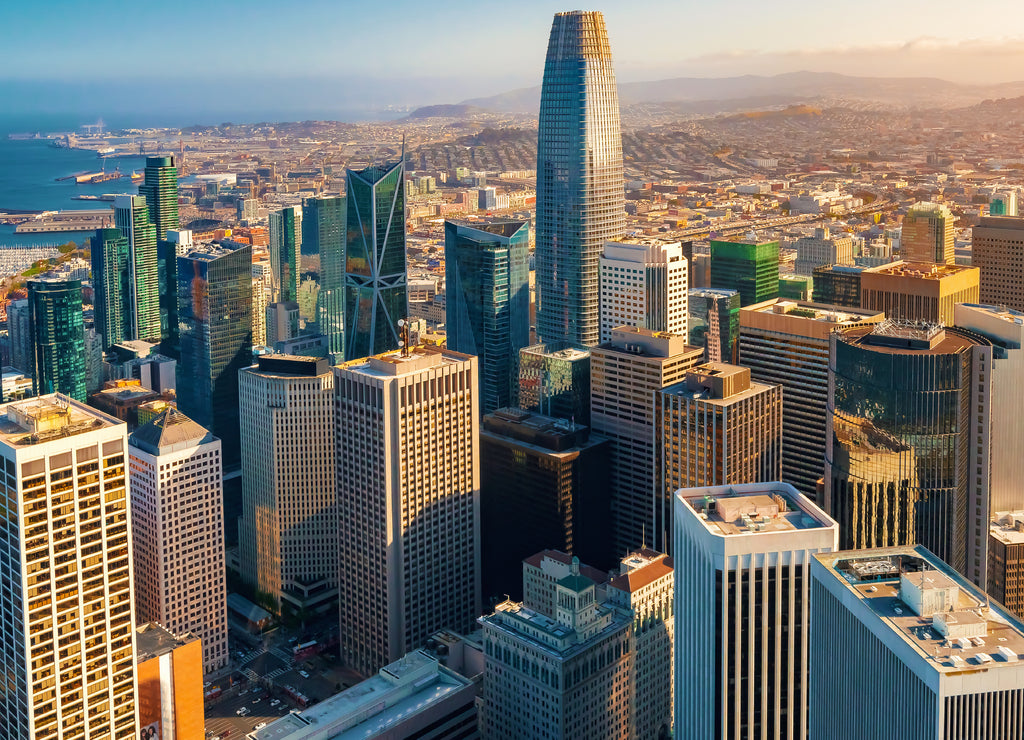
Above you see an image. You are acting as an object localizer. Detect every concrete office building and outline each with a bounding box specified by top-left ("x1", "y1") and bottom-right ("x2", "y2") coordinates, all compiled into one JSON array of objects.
[
  {"x1": 859, "y1": 261, "x2": 979, "y2": 326},
  {"x1": 129, "y1": 409, "x2": 228, "y2": 674},
  {"x1": 0, "y1": 396, "x2": 138, "y2": 738},
  {"x1": 522, "y1": 549, "x2": 610, "y2": 617},
  {"x1": 251, "y1": 258, "x2": 273, "y2": 347},
  {"x1": 265, "y1": 301, "x2": 300, "y2": 348},
  {"x1": 738, "y1": 300, "x2": 885, "y2": 499},
  {"x1": 902, "y1": 201, "x2": 955, "y2": 264},
  {"x1": 135, "y1": 623, "x2": 204, "y2": 740},
  {"x1": 989, "y1": 512, "x2": 1024, "y2": 621},
  {"x1": 825, "y1": 321, "x2": 995, "y2": 582},
  {"x1": 480, "y1": 408, "x2": 611, "y2": 600},
  {"x1": 599, "y1": 239, "x2": 688, "y2": 344},
  {"x1": 793, "y1": 226, "x2": 855, "y2": 276},
  {"x1": 972, "y1": 215, "x2": 1024, "y2": 311},
  {"x1": 675, "y1": 483, "x2": 838, "y2": 740},
  {"x1": 590, "y1": 327, "x2": 703, "y2": 555},
  {"x1": 479, "y1": 558, "x2": 634, "y2": 740},
  {"x1": 238, "y1": 355, "x2": 337, "y2": 618},
  {"x1": 810, "y1": 546, "x2": 1024, "y2": 740},
  {"x1": 335, "y1": 347, "x2": 480, "y2": 675},
  {"x1": 654, "y1": 364, "x2": 782, "y2": 550}
]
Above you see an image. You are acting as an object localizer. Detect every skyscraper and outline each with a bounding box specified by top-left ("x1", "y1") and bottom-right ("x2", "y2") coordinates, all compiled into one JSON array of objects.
[
  {"x1": 114, "y1": 194, "x2": 161, "y2": 342},
  {"x1": 674, "y1": 482, "x2": 837, "y2": 740},
  {"x1": 535, "y1": 10, "x2": 625, "y2": 347},
  {"x1": 445, "y1": 218, "x2": 530, "y2": 414},
  {"x1": 28, "y1": 277, "x2": 86, "y2": 401},
  {"x1": 811, "y1": 546, "x2": 1024, "y2": 740},
  {"x1": 176, "y1": 242, "x2": 252, "y2": 467},
  {"x1": 518, "y1": 342, "x2": 591, "y2": 425},
  {"x1": 590, "y1": 327, "x2": 704, "y2": 555},
  {"x1": 238, "y1": 355, "x2": 337, "y2": 619},
  {"x1": 825, "y1": 321, "x2": 994, "y2": 580},
  {"x1": 738, "y1": 299, "x2": 885, "y2": 499},
  {"x1": 599, "y1": 239, "x2": 688, "y2": 344},
  {"x1": 269, "y1": 205, "x2": 301, "y2": 303},
  {"x1": 901, "y1": 201, "x2": 954, "y2": 264},
  {"x1": 0, "y1": 396, "x2": 139, "y2": 738},
  {"x1": 859, "y1": 261, "x2": 979, "y2": 325},
  {"x1": 344, "y1": 158, "x2": 407, "y2": 359},
  {"x1": 138, "y1": 155, "x2": 179, "y2": 347},
  {"x1": 709, "y1": 238, "x2": 780, "y2": 306},
  {"x1": 6, "y1": 298, "x2": 31, "y2": 376},
  {"x1": 128, "y1": 408, "x2": 228, "y2": 674},
  {"x1": 687, "y1": 288, "x2": 741, "y2": 363},
  {"x1": 303, "y1": 196, "x2": 346, "y2": 362},
  {"x1": 335, "y1": 346, "x2": 480, "y2": 675},
  {"x1": 91, "y1": 227, "x2": 132, "y2": 350},
  {"x1": 972, "y1": 215, "x2": 1024, "y2": 311}
]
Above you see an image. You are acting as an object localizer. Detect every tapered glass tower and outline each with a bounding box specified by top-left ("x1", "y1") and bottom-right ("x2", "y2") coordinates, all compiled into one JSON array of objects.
[
  {"x1": 114, "y1": 194, "x2": 160, "y2": 342},
  {"x1": 344, "y1": 158, "x2": 407, "y2": 359},
  {"x1": 535, "y1": 10, "x2": 625, "y2": 347}
]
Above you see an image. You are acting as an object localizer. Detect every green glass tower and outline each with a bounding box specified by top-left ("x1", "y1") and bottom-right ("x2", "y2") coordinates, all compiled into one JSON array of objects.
[
  {"x1": 709, "y1": 238, "x2": 780, "y2": 306},
  {"x1": 139, "y1": 155, "x2": 180, "y2": 352},
  {"x1": 303, "y1": 196, "x2": 346, "y2": 362},
  {"x1": 28, "y1": 278, "x2": 86, "y2": 401},
  {"x1": 270, "y1": 206, "x2": 301, "y2": 303},
  {"x1": 344, "y1": 158, "x2": 407, "y2": 359},
  {"x1": 91, "y1": 227, "x2": 132, "y2": 350},
  {"x1": 115, "y1": 194, "x2": 161, "y2": 342}
]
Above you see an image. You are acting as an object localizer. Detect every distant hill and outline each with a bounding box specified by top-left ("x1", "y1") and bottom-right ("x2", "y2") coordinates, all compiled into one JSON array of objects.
[
  {"x1": 456, "y1": 71, "x2": 1024, "y2": 115},
  {"x1": 406, "y1": 103, "x2": 486, "y2": 119}
]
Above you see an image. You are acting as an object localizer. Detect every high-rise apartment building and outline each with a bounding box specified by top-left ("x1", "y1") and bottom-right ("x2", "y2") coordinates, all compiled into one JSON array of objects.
[
  {"x1": 6, "y1": 298, "x2": 32, "y2": 376},
  {"x1": 176, "y1": 242, "x2": 252, "y2": 467},
  {"x1": 825, "y1": 321, "x2": 994, "y2": 581},
  {"x1": 709, "y1": 238, "x2": 780, "y2": 306},
  {"x1": 445, "y1": 219, "x2": 530, "y2": 414},
  {"x1": 303, "y1": 196, "x2": 346, "y2": 362},
  {"x1": 810, "y1": 546, "x2": 1024, "y2": 740},
  {"x1": 0, "y1": 396, "x2": 138, "y2": 738},
  {"x1": 599, "y1": 239, "x2": 688, "y2": 343},
  {"x1": 28, "y1": 277, "x2": 86, "y2": 401},
  {"x1": 238, "y1": 355, "x2": 337, "y2": 618},
  {"x1": 793, "y1": 226, "x2": 855, "y2": 276},
  {"x1": 91, "y1": 227, "x2": 132, "y2": 350},
  {"x1": 901, "y1": 201, "x2": 955, "y2": 264},
  {"x1": 114, "y1": 193, "x2": 161, "y2": 342},
  {"x1": 654, "y1": 363, "x2": 782, "y2": 550},
  {"x1": 739, "y1": 299, "x2": 885, "y2": 499},
  {"x1": 269, "y1": 205, "x2": 301, "y2": 303},
  {"x1": 251, "y1": 258, "x2": 272, "y2": 347},
  {"x1": 989, "y1": 512, "x2": 1024, "y2": 621},
  {"x1": 674, "y1": 482, "x2": 837, "y2": 740},
  {"x1": 687, "y1": 288, "x2": 740, "y2": 362},
  {"x1": 535, "y1": 10, "x2": 625, "y2": 347},
  {"x1": 518, "y1": 342, "x2": 591, "y2": 425},
  {"x1": 480, "y1": 408, "x2": 611, "y2": 601},
  {"x1": 590, "y1": 327, "x2": 704, "y2": 554},
  {"x1": 972, "y1": 215, "x2": 1024, "y2": 311},
  {"x1": 859, "y1": 261, "x2": 979, "y2": 325},
  {"x1": 128, "y1": 408, "x2": 228, "y2": 674},
  {"x1": 344, "y1": 158, "x2": 407, "y2": 359},
  {"x1": 479, "y1": 559, "x2": 634, "y2": 740},
  {"x1": 335, "y1": 347, "x2": 480, "y2": 675},
  {"x1": 139, "y1": 155, "x2": 179, "y2": 346}
]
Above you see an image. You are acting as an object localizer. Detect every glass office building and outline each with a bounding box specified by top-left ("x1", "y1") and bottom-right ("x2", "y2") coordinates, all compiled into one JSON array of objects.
[
  {"x1": 445, "y1": 219, "x2": 530, "y2": 414},
  {"x1": 687, "y1": 288, "x2": 741, "y2": 363},
  {"x1": 115, "y1": 194, "x2": 160, "y2": 342},
  {"x1": 270, "y1": 206, "x2": 301, "y2": 304},
  {"x1": 518, "y1": 342, "x2": 591, "y2": 426},
  {"x1": 535, "y1": 10, "x2": 625, "y2": 347},
  {"x1": 139, "y1": 155, "x2": 179, "y2": 347},
  {"x1": 303, "y1": 196, "x2": 346, "y2": 362},
  {"x1": 709, "y1": 239, "x2": 780, "y2": 307},
  {"x1": 28, "y1": 278, "x2": 86, "y2": 401},
  {"x1": 91, "y1": 227, "x2": 132, "y2": 350},
  {"x1": 344, "y1": 158, "x2": 407, "y2": 359},
  {"x1": 177, "y1": 242, "x2": 252, "y2": 467}
]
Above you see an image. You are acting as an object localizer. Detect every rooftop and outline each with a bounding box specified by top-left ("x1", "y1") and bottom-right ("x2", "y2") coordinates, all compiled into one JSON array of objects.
[
  {"x1": 815, "y1": 546, "x2": 1024, "y2": 675},
  {"x1": 743, "y1": 299, "x2": 884, "y2": 326},
  {"x1": 608, "y1": 550, "x2": 673, "y2": 594},
  {"x1": 0, "y1": 396, "x2": 118, "y2": 448},
  {"x1": 679, "y1": 483, "x2": 834, "y2": 536},
  {"x1": 129, "y1": 408, "x2": 215, "y2": 455},
  {"x1": 991, "y1": 513, "x2": 1024, "y2": 546},
  {"x1": 523, "y1": 549, "x2": 609, "y2": 585},
  {"x1": 661, "y1": 362, "x2": 772, "y2": 404},
  {"x1": 866, "y1": 260, "x2": 976, "y2": 280},
  {"x1": 338, "y1": 347, "x2": 470, "y2": 378},
  {"x1": 135, "y1": 623, "x2": 198, "y2": 663},
  {"x1": 598, "y1": 326, "x2": 701, "y2": 360},
  {"x1": 841, "y1": 321, "x2": 985, "y2": 355}
]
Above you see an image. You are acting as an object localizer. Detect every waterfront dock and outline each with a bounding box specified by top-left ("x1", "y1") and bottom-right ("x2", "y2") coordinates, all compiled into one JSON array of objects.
[{"x1": 15, "y1": 209, "x2": 113, "y2": 233}]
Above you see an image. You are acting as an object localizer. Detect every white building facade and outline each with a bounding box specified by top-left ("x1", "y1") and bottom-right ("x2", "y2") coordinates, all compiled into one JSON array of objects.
[{"x1": 599, "y1": 239, "x2": 688, "y2": 344}]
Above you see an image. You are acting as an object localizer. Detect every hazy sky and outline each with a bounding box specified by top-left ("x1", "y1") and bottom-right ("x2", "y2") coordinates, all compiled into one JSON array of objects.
[{"x1": 3, "y1": 0, "x2": 1024, "y2": 122}]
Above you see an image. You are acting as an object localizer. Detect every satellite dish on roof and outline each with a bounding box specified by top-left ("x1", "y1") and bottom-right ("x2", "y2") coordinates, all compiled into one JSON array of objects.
[{"x1": 397, "y1": 319, "x2": 406, "y2": 327}]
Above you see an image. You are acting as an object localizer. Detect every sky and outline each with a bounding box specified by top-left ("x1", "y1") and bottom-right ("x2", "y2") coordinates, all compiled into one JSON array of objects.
[{"x1": 3, "y1": 0, "x2": 1024, "y2": 121}]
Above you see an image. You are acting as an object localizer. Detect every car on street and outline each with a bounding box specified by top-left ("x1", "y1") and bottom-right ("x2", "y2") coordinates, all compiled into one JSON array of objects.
[
  {"x1": 298, "y1": 670, "x2": 309, "y2": 678},
  {"x1": 270, "y1": 699, "x2": 280, "y2": 707},
  {"x1": 252, "y1": 698, "x2": 260, "y2": 705}
]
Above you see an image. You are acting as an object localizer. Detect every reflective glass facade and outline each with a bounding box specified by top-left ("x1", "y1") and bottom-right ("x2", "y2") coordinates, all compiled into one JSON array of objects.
[
  {"x1": 344, "y1": 159, "x2": 407, "y2": 359},
  {"x1": 28, "y1": 278, "x2": 86, "y2": 401},
  {"x1": 445, "y1": 219, "x2": 530, "y2": 414},
  {"x1": 91, "y1": 227, "x2": 132, "y2": 350},
  {"x1": 536, "y1": 10, "x2": 625, "y2": 347},
  {"x1": 688, "y1": 288, "x2": 740, "y2": 363},
  {"x1": 269, "y1": 206, "x2": 301, "y2": 303},
  {"x1": 139, "y1": 155, "x2": 179, "y2": 348},
  {"x1": 115, "y1": 194, "x2": 160, "y2": 342},
  {"x1": 303, "y1": 196, "x2": 346, "y2": 362},
  {"x1": 518, "y1": 343, "x2": 591, "y2": 425},
  {"x1": 177, "y1": 243, "x2": 252, "y2": 467},
  {"x1": 709, "y1": 239, "x2": 780, "y2": 307}
]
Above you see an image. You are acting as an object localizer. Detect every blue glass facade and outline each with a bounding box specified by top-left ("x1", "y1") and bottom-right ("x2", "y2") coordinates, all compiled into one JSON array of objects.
[
  {"x1": 91, "y1": 227, "x2": 132, "y2": 350},
  {"x1": 518, "y1": 342, "x2": 591, "y2": 426},
  {"x1": 344, "y1": 159, "x2": 407, "y2": 359},
  {"x1": 28, "y1": 278, "x2": 86, "y2": 401},
  {"x1": 535, "y1": 11, "x2": 625, "y2": 347},
  {"x1": 270, "y1": 206, "x2": 301, "y2": 303},
  {"x1": 177, "y1": 243, "x2": 252, "y2": 467},
  {"x1": 445, "y1": 219, "x2": 530, "y2": 414},
  {"x1": 304, "y1": 196, "x2": 346, "y2": 362}
]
